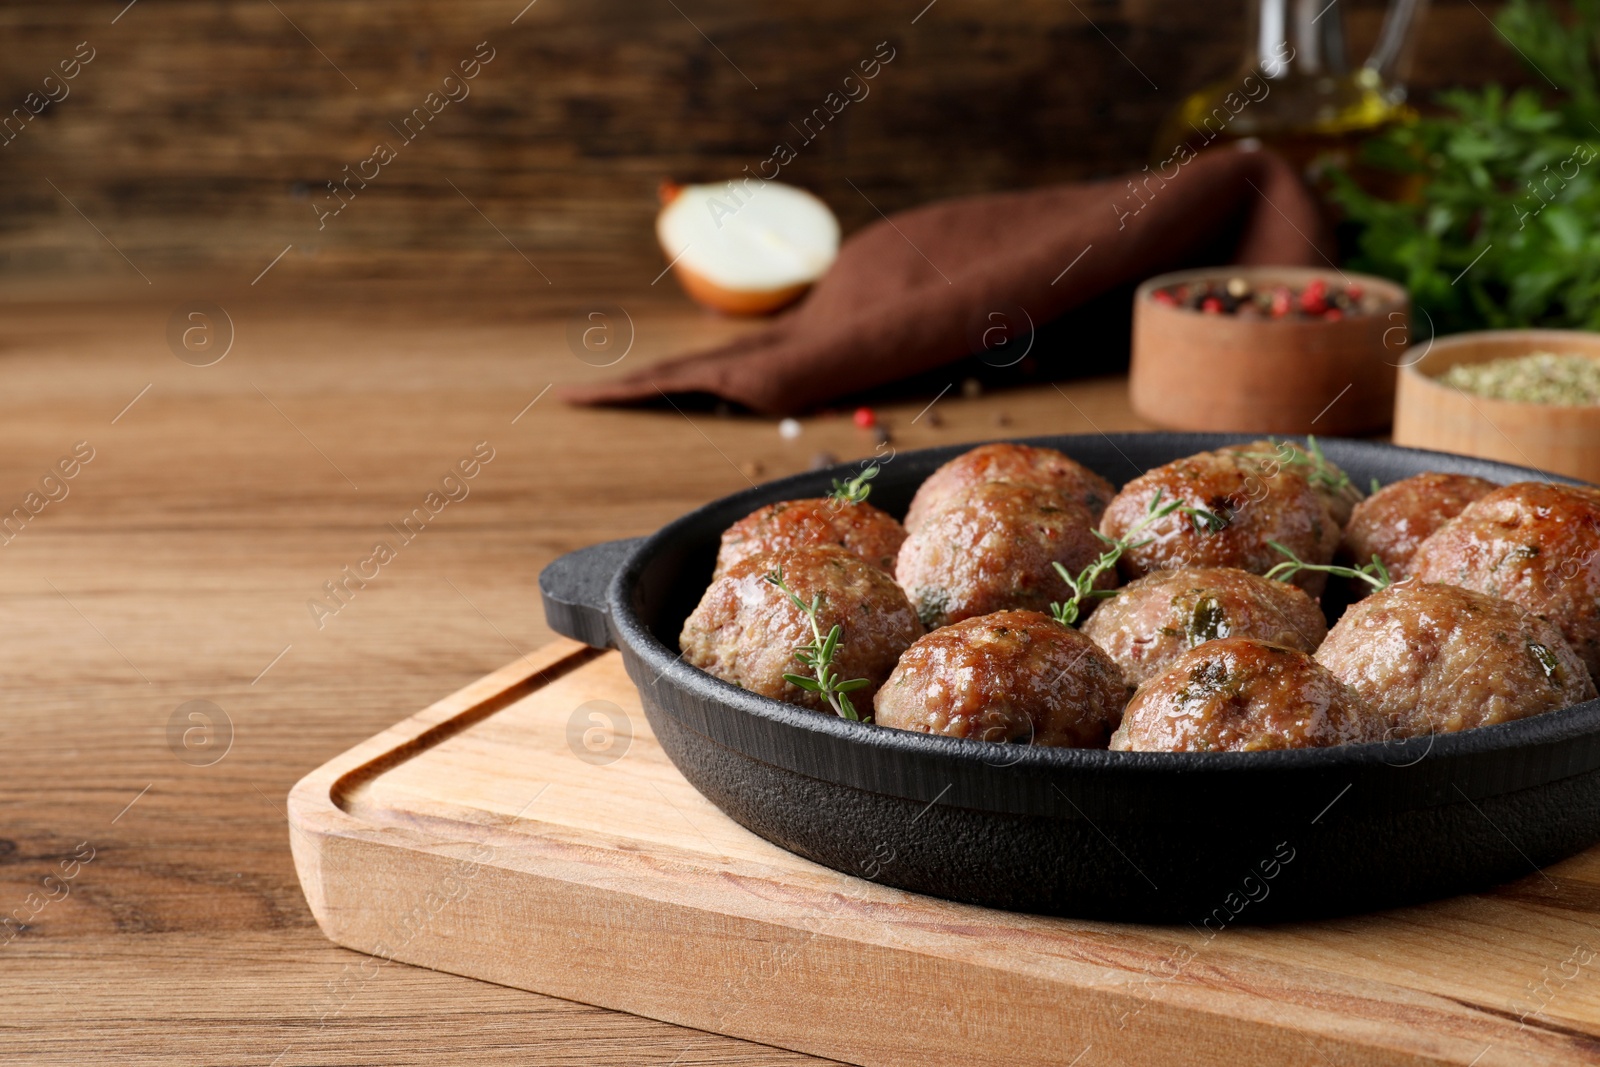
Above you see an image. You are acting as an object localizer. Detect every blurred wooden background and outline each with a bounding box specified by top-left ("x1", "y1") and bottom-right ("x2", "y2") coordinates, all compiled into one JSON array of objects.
[{"x1": 0, "y1": 0, "x2": 1534, "y2": 293}]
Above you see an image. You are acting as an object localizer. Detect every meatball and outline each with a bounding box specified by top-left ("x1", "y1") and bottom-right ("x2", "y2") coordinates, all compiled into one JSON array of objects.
[
  {"x1": 714, "y1": 497, "x2": 906, "y2": 579},
  {"x1": 1315, "y1": 582, "x2": 1595, "y2": 737},
  {"x1": 1221, "y1": 439, "x2": 1364, "y2": 526},
  {"x1": 1111, "y1": 638, "x2": 1381, "y2": 752},
  {"x1": 1340, "y1": 472, "x2": 1498, "y2": 583},
  {"x1": 1411, "y1": 481, "x2": 1600, "y2": 682},
  {"x1": 904, "y1": 442, "x2": 1115, "y2": 533},
  {"x1": 874, "y1": 610, "x2": 1126, "y2": 747},
  {"x1": 1099, "y1": 445, "x2": 1340, "y2": 596},
  {"x1": 680, "y1": 545, "x2": 922, "y2": 713},
  {"x1": 895, "y1": 481, "x2": 1109, "y2": 630},
  {"x1": 1080, "y1": 567, "x2": 1327, "y2": 688}
]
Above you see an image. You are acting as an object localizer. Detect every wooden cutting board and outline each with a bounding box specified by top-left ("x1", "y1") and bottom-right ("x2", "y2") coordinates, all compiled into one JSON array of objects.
[{"x1": 287, "y1": 639, "x2": 1600, "y2": 1067}]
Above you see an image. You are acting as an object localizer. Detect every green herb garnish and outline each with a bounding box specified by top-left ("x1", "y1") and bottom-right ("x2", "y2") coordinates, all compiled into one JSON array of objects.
[
  {"x1": 1529, "y1": 641, "x2": 1565, "y2": 686},
  {"x1": 829, "y1": 464, "x2": 880, "y2": 505},
  {"x1": 1188, "y1": 595, "x2": 1230, "y2": 644},
  {"x1": 1049, "y1": 489, "x2": 1219, "y2": 626},
  {"x1": 1264, "y1": 541, "x2": 1394, "y2": 591},
  {"x1": 1237, "y1": 436, "x2": 1353, "y2": 497},
  {"x1": 765, "y1": 565, "x2": 871, "y2": 721}
]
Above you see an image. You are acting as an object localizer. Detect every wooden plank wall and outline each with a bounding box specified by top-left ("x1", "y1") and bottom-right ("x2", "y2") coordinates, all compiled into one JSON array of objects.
[{"x1": 0, "y1": 0, "x2": 1533, "y2": 291}]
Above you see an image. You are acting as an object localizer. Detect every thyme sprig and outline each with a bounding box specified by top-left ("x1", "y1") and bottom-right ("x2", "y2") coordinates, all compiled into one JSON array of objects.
[
  {"x1": 1238, "y1": 436, "x2": 1354, "y2": 496},
  {"x1": 765, "y1": 565, "x2": 871, "y2": 721},
  {"x1": 829, "y1": 463, "x2": 880, "y2": 505},
  {"x1": 1049, "y1": 489, "x2": 1221, "y2": 626},
  {"x1": 1264, "y1": 541, "x2": 1394, "y2": 590}
]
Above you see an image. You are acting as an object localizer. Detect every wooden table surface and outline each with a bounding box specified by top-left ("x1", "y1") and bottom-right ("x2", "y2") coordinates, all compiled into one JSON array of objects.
[{"x1": 0, "y1": 283, "x2": 1148, "y2": 1065}]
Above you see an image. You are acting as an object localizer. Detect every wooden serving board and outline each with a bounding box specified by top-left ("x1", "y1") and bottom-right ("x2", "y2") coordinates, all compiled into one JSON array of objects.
[{"x1": 288, "y1": 640, "x2": 1600, "y2": 1067}]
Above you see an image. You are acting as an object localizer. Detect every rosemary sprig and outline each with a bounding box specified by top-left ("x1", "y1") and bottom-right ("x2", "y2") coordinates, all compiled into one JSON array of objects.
[
  {"x1": 765, "y1": 565, "x2": 871, "y2": 720},
  {"x1": 1264, "y1": 540, "x2": 1394, "y2": 590},
  {"x1": 1049, "y1": 489, "x2": 1221, "y2": 626},
  {"x1": 829, "y1": 463, "x2": 880, "y2": 505}
]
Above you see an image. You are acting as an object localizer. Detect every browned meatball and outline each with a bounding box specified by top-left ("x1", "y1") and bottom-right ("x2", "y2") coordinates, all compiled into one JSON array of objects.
[
  {"x1": 904, "y1": 442, "x2": 1115, "y2": 533},
  {"x1": 1411, "y1": 481, "x2": 1600, "y2": 682},
  {"x1": 680, "y1": 545, "x2": 922, "y2": 713},
  {"x1": 1110, "y1": 638, "x2": 1382, "y2": 752},
  {"x1": 874, "y1": 610, "x2": 1126, "y2": 747},
  {"x1": 1080, "y1": 567, "x2": 1327, "y2": 688},
  {"x1": 714, "y1": 498, "x2": 906, "y2": 579},
  {"x1": 1221, "y1": 439, "x2": 1364, "y2": 526},
  {"x1": 1340, "y1": 472, "x2": 1499, "y2": 583},
  {"x1": 895, "y1": 481, "x2": 1109, "y2": 630},
  {"x1": 1099, "y1": 446, "x2": 1340, "y2": 596},
  {"x1": 1315, "y1": 581, "x2": 1594, "y2": 737}
]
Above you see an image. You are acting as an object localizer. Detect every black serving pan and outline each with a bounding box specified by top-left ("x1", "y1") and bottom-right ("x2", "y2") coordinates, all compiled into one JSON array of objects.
[{"x1": 540, "y1": 433, "x2": 1600, "y2": 922}]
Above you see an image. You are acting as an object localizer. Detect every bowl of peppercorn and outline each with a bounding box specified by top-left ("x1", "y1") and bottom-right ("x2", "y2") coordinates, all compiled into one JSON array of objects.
[{"x1": 1129, "y1": 266, "x2": 1409, "y2": 435}]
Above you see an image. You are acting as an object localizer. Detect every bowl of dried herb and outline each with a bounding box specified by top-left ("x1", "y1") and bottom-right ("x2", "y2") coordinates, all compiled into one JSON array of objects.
[{"x1": 1394, "y1": 328, "x2": 1600, "y2": 481}]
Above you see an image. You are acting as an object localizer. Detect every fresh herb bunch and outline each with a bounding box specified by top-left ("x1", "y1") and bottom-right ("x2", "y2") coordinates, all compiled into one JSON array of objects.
[
  {"x1": 1264, "y1": 541, "x2": 1394, "y2": 591},
  {"x1": 765, "y1": 565, "x2": 871, "y2": 721},
  {"x1": 1049, "y1": 490, "x2": 1220, "y2": 626},
  {"x1": 1330, "y1": 0, "x2": 1600, "y2": 334},
  {"x1": 829, "y1": 463, "x2": 880, "y2": 505}
]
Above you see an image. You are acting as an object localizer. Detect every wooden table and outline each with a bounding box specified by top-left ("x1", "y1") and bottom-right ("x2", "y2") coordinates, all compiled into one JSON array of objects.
[{"x1": 0, "y1": 282, "x2": 1147, "y2": 1065}]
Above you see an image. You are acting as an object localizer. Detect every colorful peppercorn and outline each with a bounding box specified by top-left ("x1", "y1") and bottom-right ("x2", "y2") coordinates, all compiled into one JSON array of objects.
[{"x1": 1149, "y1": 276, "x2": 1375, "y2": 321}]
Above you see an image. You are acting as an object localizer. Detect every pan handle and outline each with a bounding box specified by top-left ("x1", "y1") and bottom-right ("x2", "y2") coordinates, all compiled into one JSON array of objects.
[{"x1": 538, "y1": 537, "x2": 643, "y2": 649}]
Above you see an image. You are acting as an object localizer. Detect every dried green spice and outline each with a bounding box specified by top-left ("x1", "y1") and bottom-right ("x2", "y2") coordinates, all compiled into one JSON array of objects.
[
  {"x1": 1529, "y1": 641, "x2": 1565, "y2": 686},
  {"x1": 1437, "y1": 352, "x2": 1600, "y2": 405},
  {"x1": 1187, "y1": 596, "x2": 1230, "y2": 645}
]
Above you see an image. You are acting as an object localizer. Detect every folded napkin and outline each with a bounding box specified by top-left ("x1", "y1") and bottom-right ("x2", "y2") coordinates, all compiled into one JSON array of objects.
[{"x1": 562, "y1": 146, "x2": 1326, "y2": 415}]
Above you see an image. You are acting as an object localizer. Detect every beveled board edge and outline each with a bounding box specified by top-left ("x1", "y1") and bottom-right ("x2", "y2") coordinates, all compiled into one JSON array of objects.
[
  {"x1": 284, "y1": 643, "x2": 1571, "y2": 1067},
  {"x1": 287, "y1": 639, "x2": 596, "y2": 923}
]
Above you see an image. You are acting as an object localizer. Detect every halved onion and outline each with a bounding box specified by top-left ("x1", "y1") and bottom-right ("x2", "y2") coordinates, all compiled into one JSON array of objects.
[{"x1": 656, "y1": 180, "x2": 840, "y2": 316}]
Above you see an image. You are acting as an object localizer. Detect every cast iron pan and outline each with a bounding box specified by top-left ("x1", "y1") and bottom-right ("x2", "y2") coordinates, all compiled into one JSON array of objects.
[{"x1": 540, "y1": 433, "x2": 1600, "y2": 922}]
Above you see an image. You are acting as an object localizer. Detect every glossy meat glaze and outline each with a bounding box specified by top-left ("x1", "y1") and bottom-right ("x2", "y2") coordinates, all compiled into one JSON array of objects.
[
  {"x1": 902, "y1": 442, "x2": 1115, "y2": 533},
  {"x1": 1412, "y1": 482, "x2": 1600, "y2": 681},
  {"x1": 714, "y1": 497, "x2": 907, "y2": 579},
  {"x1": 1100, "y1": 444, "x2": 1340, "y2": 596},
  {"x1": 1111, "y1": 637, "x2": 1382, "y2": 752},
  {"x1": 1340, "y1": 471, "x2": 1498, "y2": 582},
  {"x1": 1080, "y1": 566, "x2": 1328, "y2": 688},
  {"x1": 1316, "y1": 581, "x2": 1595, "y2": 737},
  {"x1": 873, "y1": 609, "x2": 1126, "y2": 748},
  {"x1": 680, "y1": 545, "x2": 921, "y2": 712},
  {"x1": 895, "y1": 481, "x2": 1110, "y2": 630}
]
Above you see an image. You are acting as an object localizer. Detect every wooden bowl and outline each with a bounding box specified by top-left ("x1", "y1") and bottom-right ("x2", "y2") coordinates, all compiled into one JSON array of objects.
[
  {"x1": 1130, "y1": 266, "x2": 1409, "y2": 435},
  {"x1": 1393, "y1": 328, "x2": 1600, "y2": 482}
]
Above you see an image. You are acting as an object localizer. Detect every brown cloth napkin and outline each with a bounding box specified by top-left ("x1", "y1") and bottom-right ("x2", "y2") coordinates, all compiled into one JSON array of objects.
[{"x1": 562, "y1": 146, "x2": 1326, "y2": 415}]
